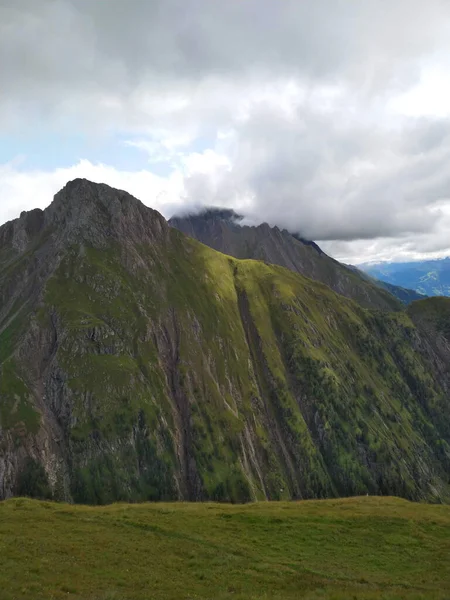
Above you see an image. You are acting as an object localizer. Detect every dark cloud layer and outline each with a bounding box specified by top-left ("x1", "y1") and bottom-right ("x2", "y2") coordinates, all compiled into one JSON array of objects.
[{"x1": 2, "y1": 0, "x2": 448, "y2": 119}]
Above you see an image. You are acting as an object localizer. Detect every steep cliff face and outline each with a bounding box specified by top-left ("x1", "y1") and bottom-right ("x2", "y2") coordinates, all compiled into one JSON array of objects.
[
  {"x1": 1, "y1": 180, "x2": 450, "y2": 504},
  {"x1": 169, "y1": 210, "x2": 419, "y2": 310}
]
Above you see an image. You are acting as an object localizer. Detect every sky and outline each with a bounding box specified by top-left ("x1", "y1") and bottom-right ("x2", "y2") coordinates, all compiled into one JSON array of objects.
[{"x1": 2, "y1": 1, "x2": 450, "y2": 264}]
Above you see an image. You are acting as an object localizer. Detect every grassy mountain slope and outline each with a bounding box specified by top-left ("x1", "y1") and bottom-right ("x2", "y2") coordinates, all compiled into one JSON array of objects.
[
  {"x1": 1, "y1": 179, "x2": 450, "y2": 503},
  {"x1": 1, "y1": 496, "x2": 450, "y2": 600},
  {"x1": 408, "y1": 296, "x2": 450, "y2": 335},
  {"x1": 169, "y1": 209, "x2": 411, "y2": 310}
]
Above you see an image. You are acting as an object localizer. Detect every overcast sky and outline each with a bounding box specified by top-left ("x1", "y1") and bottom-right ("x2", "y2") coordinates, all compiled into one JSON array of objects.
[{"x1": 2, "y1": 0, "x2": 450, "y2": 263}]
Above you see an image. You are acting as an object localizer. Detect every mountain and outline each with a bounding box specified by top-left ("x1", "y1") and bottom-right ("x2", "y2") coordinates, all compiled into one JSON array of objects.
[
  {"x1": 1, "y1": 179, "x2": 450, "y2": 504},
  {"x1": 361, "y1": 258, "x2": 450, "y2": 297},
  {"x1": 344, "y1": 263, "x2": 426, "y2": 304},
  {"x1": 169, "y1": 209, "x2": 421, "y2": 309},
  {"x1": 377, "y1": 281, "x2": 427, "y2": 303}
]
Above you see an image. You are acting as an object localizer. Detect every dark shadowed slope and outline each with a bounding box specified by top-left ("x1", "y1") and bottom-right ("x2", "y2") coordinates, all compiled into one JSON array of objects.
[{"x1": 1, "y1": 180, "x2": 450, "y2": 504}]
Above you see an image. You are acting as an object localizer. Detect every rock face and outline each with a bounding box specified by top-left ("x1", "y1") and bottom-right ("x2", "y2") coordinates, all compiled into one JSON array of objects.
[
  {"x1": 1, "y1": 179, "x2": 450, "y2": 504},
  {"x1": 169, "y1": 209, "x2": 423, "y2": 309}
]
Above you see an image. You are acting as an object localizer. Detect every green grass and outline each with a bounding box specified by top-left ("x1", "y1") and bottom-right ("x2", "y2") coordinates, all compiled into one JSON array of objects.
[
  {"x1": 0, "y1": 497, "x2": 449, "y2": 600},
  {"x1": 408, "y1": 297, "x2": 450, "y2": 339},
  {"x1": 0, "y1": 360, "x2": 40, "y2": 434}
]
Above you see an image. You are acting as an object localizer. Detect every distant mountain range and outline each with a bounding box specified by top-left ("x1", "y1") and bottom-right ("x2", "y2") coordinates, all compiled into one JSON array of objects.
[{"x1": 361, "y1": 258, "x2": 450, "y2": 297}]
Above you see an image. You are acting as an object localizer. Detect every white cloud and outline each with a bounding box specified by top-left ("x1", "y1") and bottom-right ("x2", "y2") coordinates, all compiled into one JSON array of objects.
[
  {"x1": 388, "y1": 66, "x2": 450, "y2": 118},
  {"x1": 3, "y1": 1, "x2": 450, "y2": 262}
]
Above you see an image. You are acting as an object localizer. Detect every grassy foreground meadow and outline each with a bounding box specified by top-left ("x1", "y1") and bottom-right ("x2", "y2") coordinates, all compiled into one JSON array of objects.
[{"x1": 0, "y1": 497, "x2": 449, "y2": 600}]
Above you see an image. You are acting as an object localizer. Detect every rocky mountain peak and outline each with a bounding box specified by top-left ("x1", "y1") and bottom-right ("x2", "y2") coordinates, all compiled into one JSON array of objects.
[
  {"x1": 46, "y1": 179, "x2": 169, "y2": 248},
  {"x1": 0, "y1": 208, "x2": 46, "y2": 253},
  {"x1": 1, "y1": 180, "x2": 169, "y2": 256}
]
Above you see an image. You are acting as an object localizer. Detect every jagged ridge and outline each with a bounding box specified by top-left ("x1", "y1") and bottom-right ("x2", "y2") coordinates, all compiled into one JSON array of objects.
[{"x1": 169, "y1": 209, "x2": 422, "y2": 308}]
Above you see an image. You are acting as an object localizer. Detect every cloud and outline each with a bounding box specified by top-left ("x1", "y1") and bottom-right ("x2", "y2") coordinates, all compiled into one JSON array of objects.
[
  {"x1": 3, "y1": 0, "x2": 450, "y2": 130},
  {"x1": 3, "y1": 1, "x2": 450, "y2": 263},
  {"x1": 180, "y1": 105, "x2": 450, "y2": 244}
]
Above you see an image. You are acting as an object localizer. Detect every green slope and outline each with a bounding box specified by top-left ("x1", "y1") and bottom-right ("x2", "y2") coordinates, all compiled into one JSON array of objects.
[
  {"x1": 1, "y1": 496, "x2": 450, "y2": 600},
  {"x1": 1, "y1": 180, "x2": 450, "y2": 504},
  {"x1": 170, "y1": 210, "x2": 405, "y2": 311},
  {"x1": 408, "y1": 296, "x2": 450, "y2": 337}
]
